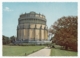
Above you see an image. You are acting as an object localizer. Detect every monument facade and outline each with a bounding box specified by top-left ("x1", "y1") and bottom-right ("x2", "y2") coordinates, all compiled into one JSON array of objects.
[{"x1": 17, "y1": 11, "x2": 48, "y2": 42}]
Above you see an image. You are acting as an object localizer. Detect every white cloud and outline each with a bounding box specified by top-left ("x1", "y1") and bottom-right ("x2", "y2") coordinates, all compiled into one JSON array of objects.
[{"x1": 4, "y1": 7, "x2": 13, "y2": 12}]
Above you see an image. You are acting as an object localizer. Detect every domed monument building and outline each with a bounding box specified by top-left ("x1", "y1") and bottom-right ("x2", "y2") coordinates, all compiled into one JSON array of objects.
[{"x1": 17, "y1": 11, "x2": 48, "y2": 43}]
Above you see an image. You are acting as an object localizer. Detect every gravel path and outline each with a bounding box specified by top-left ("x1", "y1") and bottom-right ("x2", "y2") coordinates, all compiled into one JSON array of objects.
[{"x1": 28, "y1": 47, "x2": 51, "y2": 56}]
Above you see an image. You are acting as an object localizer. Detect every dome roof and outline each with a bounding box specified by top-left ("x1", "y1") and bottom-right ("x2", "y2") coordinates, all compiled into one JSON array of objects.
[
  {"x1": 19, "y1": 11, "x2": 46, "y2": 21},
  {"x1": 29, "y1": 11, "x2": 36, "y2": 14}
]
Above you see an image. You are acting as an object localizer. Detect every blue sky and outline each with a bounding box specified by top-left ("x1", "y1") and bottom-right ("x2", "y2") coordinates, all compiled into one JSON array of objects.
[{"x1": 2, "y1": 2, "x2": 78, "y2": 37}]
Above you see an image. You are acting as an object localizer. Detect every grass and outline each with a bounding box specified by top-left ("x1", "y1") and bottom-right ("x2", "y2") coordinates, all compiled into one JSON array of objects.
[
  {"x1": 51, "y1": 48, "x2": 77, "y2": 56},
  {"x1": 3, "y1": 45, "x2": 45, "y2": 56}
]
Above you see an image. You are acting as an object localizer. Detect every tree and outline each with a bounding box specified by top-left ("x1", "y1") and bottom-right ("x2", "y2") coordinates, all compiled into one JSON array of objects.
[
  {"x1": 2, "y1": 35, "x2": 10, "y2": 45},
  {"x1": 49, "y1": 16, "x2": 77, "y2": 51},
  {"x1": 10, "y1": 36, "x2": 16, "y2": 43}
]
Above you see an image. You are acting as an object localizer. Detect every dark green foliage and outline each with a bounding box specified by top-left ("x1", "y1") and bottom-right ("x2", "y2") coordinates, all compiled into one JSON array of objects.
[
  {"x1": 2, "y1": 35, "x2": 16, "y2": 45},
  {"x1": 2, "y1": 35, "x2": 10, "y2": 45},
  {"x1": 10, "y1": 36, "x2": 16, "y2": 43}
]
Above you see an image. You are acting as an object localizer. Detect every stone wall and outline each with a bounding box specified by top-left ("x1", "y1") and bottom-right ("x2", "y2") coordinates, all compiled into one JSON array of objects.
[{"x1": 17, "y1": 12, "x2": 48, "y2": 41}]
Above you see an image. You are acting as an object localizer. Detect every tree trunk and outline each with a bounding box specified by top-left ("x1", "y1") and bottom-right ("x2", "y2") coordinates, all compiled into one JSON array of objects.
[{"x1": 65, "y1": 46, "x2": 68, "y2": 50}]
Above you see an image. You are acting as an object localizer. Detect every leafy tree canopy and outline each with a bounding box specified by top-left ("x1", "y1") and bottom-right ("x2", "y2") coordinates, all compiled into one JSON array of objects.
[{"x1": 49, "y1": 16, "x2": 77, "y2": 51}]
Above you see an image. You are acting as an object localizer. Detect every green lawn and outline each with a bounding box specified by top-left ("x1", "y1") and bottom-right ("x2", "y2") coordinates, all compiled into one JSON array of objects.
[
  {"x1": 3, "y1": 45, "x2": 45, "y2": 56},
  {"x1": 51, "y1": 48, "x2": 77, "y2": 56}
]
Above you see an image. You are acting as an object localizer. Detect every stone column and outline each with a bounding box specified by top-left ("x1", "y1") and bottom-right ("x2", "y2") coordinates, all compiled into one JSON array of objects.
[
  {"x1": 44, "y1": 29, "x2": 45, "y2": 41},
  {"x1": 21, "y1": 29, "x2": 22, "y2": 40},
  {"x1": 20, "y1": 29, "x2": 21, "y2": 40},
  {"x1": 17, "y1": 28, "x2": 18, "y2": 40},
  {"x1": 39, "y1": 29, "x2": 41, "y2": 41},
  {"x1": 34, "y1": 24, "x2": 36, "y2": 41},
  {"x1": 34, "y1": 28, "x2": 35, "y2": 41},
  {"x1": 28, "y1": 24, "x2": 30, "y2": 41},
  {"x1": 40, "y1": 25, "x2": 42, "y2": 41},
  {"x1": 46, "y1": 30, "x2": 48, "y2": 40},
  {"x1": 28, "y1": 29, "x2": 29, "y2": 41}
]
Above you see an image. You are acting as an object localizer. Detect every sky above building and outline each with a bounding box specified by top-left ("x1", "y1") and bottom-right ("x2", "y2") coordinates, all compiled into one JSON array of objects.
[{"x1": 2, "y1": 2, "x2": 78, "y2": 37}]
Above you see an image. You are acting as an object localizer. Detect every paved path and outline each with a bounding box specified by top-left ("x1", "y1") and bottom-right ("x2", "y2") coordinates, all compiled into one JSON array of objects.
[{"x1": 28, "y1": 47, "x2": 51, "y2": 56}]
